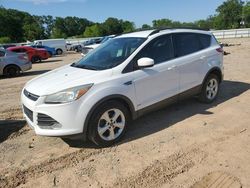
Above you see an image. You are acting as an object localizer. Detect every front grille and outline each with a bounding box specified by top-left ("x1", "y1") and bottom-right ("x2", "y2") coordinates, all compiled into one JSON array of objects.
[
  {"x1": 37, "y1": 113, "x2": 59, "y2": 127},
  {"x1": 23, "y1": 105, "x2": 33, "y2": 122},
  {"x1": 24, "y1": 89, "x2": 39, "y2": 101}
]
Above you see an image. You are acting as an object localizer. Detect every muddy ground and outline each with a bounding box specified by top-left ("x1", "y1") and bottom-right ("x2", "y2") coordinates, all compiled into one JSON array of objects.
[{"x1": 0, "y1": 39, "x2": 249, "y2": 188}]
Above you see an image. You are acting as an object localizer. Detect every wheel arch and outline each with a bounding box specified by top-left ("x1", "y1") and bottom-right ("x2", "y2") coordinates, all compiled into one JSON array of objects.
[
  {"x1": 202, "y1": 67, "x2": 223, "y2": 85},
  {"x1": 3, "y1": 64, "x2": 21, "y2": 73},
  {"x1": 82, "y1": 94, "x2": 137, "y2": 140},
  {"x1": 56, "y1": 48, "x2": 63, "y2": 54}
]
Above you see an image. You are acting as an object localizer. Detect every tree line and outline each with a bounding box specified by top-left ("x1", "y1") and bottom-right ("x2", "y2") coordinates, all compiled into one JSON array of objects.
[{"x1": 0, "y1": 0, "x2": 250, "y2": 43}]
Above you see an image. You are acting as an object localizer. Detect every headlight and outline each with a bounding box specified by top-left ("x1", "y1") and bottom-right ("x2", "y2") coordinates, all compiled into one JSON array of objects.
[{"x1": 44, "y1": 84, "x2": 93, "y2": 104}]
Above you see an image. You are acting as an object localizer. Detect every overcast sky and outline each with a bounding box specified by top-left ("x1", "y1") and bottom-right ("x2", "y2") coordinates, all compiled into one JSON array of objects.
[{"x1": 1, "y1": 0, "x2": 226, "y2": 27}]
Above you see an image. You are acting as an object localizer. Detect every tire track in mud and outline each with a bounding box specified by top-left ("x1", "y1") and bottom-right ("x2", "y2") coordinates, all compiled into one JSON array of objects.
[
  {"x1": 0, "y1": 107, "x2": 23, "y2": 120},
  {"x1": 0, "y1": 147, "x2": 116, "y2": 188},
  {"x1": 113, "y1": 148, "x2": 207, "y2": 188}
]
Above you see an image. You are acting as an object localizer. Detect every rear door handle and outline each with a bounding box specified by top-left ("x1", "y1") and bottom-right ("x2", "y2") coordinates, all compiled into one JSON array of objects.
[
  {"x1": 200, "y1": 55, "x2": 206, "y2": 60},
  {"x1": 167, "y1": 65, "x2": 177, "y2": 70}
]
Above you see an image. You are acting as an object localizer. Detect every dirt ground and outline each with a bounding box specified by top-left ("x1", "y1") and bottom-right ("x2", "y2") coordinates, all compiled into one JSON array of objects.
[{"x1": 0, "y1": 38, "x2": 249, "y2": 188}]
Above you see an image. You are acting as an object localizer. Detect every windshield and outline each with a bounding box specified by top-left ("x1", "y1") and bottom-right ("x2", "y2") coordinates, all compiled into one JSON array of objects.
[{"x1": 72, "y1": 37, "x2": 146, "y2": 70}]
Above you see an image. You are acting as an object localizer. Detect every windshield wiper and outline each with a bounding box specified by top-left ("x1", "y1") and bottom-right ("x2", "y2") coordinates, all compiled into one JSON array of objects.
[{"x1": 74, "y1": 64, "x2": 99, "y2": 70}]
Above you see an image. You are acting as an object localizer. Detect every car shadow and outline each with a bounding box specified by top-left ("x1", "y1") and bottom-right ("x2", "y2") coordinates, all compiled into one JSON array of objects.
[
  {"x1": 0, "y1": 120, "x2": 26, "y2": 143},
  {"x1": 22, "y1": 70, "x2": 50, "y2": 77},
  {"x1": 0, "y1": 70, "x2": 50, "y2": 79},
  {"x1": 63, "y1": 80, "x2": 250, "y2": 148},
  {"x1": 41, "y1": 59, "x2": 62, "y2": 63}
]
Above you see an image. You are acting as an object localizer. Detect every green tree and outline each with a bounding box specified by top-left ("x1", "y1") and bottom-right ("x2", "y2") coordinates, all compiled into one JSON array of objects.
[
  {"x1": 141, "y1": 24, "x2": 151, "y2": 29},
  {"x1": 51, "y1": 17, "x2": 67, "y2": 38},
  {"x1": 216, "y1": 0, "x2": 244, "y2": 29},
  {"x1": 121, "y1": 20, "x2": 135, "y2": 33},
  {"x1": 22, "y1": 14, "x2": 44, "y2": 41},
  {"x1": 103, "y1": 17, "x2": 123, "y2": 35},
  {"x1": 243, "y1": 1, "x2": 250, "y2": 27},
  {"x1": 41, "y1": 15, "x2": 55, "y2": 38},
  {"x1": 0, "y1": 37, "x2": 11, "y2": 44},
  {"x1": 152, "y1": 19, "x2": 172, "y2": 28},
  {"x1": 84, "y1": 24, "x2": 105, "y2": 37},
  {"x1": 0, "y1": 7, "x2": 24, "y2": 42}
]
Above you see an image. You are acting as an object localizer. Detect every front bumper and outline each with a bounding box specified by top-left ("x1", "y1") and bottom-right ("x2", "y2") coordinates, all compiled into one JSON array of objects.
[{"x1": 21, "y1": 89, "x2": 89, "y2": 137}]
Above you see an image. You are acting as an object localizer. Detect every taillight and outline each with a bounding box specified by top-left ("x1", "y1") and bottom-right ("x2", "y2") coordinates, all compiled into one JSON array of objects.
[{"x1": 216, "y1": 47, "x2": 224, "y2": 53}]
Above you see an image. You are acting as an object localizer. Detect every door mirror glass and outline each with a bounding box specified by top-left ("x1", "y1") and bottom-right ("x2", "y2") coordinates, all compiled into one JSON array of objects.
[{"x1": 137, "y1": 57, "x2": 154, "y2": 68}]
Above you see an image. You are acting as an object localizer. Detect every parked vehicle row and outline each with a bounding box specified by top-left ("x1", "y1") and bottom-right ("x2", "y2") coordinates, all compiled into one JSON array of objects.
[
  {"x1": 67, "y1": 36, "x2": 114, "y2": 55},
  {"x1": 81, "y1": 35, "x2": 115, "y2": 56},
  {"x1": 30, "y1": 45, "x2": 56, "y2": 57},
  {"x1": 8, "y1": 46, "x2": 50, "y2": 63},
  {"x1": 34, "y1": 39, "x2": 66, "y2": 55}
]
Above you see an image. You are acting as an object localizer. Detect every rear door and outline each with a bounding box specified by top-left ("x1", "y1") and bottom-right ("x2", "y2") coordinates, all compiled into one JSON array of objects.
[{"x1": 173, "y1": 33, "x2": 208, "y2": 92}]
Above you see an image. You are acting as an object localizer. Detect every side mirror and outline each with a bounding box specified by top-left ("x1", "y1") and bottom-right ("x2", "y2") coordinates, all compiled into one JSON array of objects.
[{"x1": 137, "y1": 57, "x2": 154, "y2": 68}]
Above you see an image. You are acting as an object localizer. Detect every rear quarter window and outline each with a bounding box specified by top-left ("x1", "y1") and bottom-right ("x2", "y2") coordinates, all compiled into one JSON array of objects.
[
  {"x1": 198, "y1": 34, "x2": 211, "y2": 49},
  {"x1": 174, "y1": 33, "x2": 201, "y2": 57}
]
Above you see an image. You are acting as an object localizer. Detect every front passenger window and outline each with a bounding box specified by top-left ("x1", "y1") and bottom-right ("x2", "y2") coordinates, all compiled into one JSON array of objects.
[{"x1": 135, "y1": 35, "x2": 174, "y2": 65}]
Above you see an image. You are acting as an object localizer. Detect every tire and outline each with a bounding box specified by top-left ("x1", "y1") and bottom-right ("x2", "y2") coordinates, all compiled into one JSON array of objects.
[
  {"x1": 199, "y1": 74, "x2": 220, "y2": 103},
  {"x1": 88, "y1": 101, "x2": 130, "y2": 147},
  {"x1": 48, "y1": 51, "x2": 53, "y2": 57},
  {"x1": 31, "y1": 56, "x2": 41, "y2": 63},
  {"x1": 4, "y1": 65, "x2": 20, "y2": 77},
  {"x1": 56, "y1": 49, "x2": 63, "y2": 55}
]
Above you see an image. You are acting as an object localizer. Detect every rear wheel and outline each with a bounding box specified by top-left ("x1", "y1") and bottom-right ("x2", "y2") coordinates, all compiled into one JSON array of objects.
[
  {"x1": 4, "y1": 65, "x2": 20, "y2": 77},
  {"x1": 88, "y1": 101, "x2": 130, "y2": 147},
  {"x1": 31, "y1": 56, "x2": 41, "y2": 63},
  {"x1": 199, "y1": 74, "x2": 220, "y2": 103},
  {"x1": 56, "y1": 49, "x2": 63, "y2": 55},
  {"x1": 48, "y1": 51, "x2": 53, "y2": 57}
]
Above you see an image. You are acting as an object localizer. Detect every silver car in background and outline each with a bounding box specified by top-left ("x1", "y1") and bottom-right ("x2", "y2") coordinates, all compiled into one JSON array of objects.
[{"x1": 0, "y1": 49, "x2": 32, "y2": 77}]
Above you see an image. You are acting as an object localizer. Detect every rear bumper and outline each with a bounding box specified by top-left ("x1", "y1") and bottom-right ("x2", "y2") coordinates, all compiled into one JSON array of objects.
[{"x1": 21, "y1": 62, "x2": 32, "y2": 72}]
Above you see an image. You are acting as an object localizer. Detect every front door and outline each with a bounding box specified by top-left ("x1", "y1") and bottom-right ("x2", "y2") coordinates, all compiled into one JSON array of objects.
[{"x1": 131, "y1": 34, "x2": 180, "y2": 110}]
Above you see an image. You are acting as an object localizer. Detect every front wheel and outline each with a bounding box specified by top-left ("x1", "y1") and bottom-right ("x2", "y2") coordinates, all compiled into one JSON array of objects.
[
  {"x1": 56, "y1": 49, "x2": 63, "y2": 55},
  {"x1": 199, "y1": 74, "x2": 220, "y2": 103},
  {"x1": 88, "y1": 101, "x2": 130, "y2": 147}
]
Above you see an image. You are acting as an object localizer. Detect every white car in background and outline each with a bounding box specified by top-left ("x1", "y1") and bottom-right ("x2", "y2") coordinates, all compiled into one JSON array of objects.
[
  {"x1": 81, "y1": 35, "x2": 115, "y2": 56},
  {"x1": 21, "y1": 28, "x2": 223, "y2": 147},
  {"x1": 34, "y1": 39, "x2": 66, "y2": 55}
]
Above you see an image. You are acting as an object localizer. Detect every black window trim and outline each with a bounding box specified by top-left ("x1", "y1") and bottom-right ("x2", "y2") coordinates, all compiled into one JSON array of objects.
[
  {"x1": 197, "y1": 33, "x2": 212, "y2": 50},
  {"x1": 122, "y1": 32, "x2": 212, "y2": 74}
]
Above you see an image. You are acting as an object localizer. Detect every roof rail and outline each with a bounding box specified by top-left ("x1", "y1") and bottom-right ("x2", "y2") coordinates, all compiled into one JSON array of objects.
[
  {"x1": 148, "y1": 29, "x2": 161, "y2": 37},
  {"x1": 147, "y1": 27, "x2": 210, "y2": 37}
]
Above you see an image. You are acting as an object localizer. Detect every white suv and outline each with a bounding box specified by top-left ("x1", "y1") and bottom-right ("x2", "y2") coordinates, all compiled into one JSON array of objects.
[{"x1": 21, "y1": 29, "x2": 223, "y2": 147}]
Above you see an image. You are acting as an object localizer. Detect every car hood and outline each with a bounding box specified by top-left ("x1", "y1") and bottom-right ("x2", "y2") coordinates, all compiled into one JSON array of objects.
[{"x1": 25, "y1": 65, "x2": 112, "y2": 96}]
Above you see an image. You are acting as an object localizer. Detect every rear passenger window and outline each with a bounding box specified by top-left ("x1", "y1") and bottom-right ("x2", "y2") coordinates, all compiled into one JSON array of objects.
[
  {"x1": 13, "y1": 49, "x2": 21, "y2": 53},
  {"x1": 198, "y1": 34, "x2": 211, "y2": 49},
  {"x1": 135, "y1": 35, "x2": 174, "y2": 65},
  {"x1": 174, "y1": 33, "x2": 201, "y2": 57}
]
